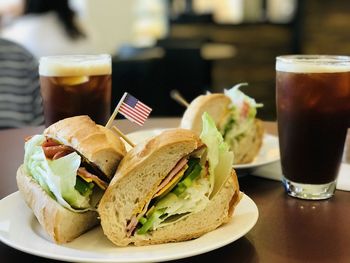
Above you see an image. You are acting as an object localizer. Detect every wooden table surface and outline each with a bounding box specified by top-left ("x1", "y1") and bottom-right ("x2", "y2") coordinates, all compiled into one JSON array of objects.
[{"x1": 1, "y1": 118, "x2": 349, "y2": 263}]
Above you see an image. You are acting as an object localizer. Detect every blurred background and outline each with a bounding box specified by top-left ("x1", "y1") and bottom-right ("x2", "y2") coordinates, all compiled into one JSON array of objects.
[{"x1": 1, "y1": 0, "x2": 350, "y2": 122}]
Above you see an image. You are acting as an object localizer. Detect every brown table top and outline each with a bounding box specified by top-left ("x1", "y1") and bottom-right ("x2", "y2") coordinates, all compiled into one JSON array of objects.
[{"x1": 1, "y1": 118, "x2": 349, "y2": 263}]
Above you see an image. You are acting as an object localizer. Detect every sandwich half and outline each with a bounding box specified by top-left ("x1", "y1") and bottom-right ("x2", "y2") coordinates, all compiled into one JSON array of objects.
[
  {"x1": 98, "y1": 113, "x2": 241, "y2": 246},
  {"x1": 180, "y1": 83, "x2": 264, "y2": 164},
  {"x1": 16, "y1": 115, "x2": 126, "y2": 243}
]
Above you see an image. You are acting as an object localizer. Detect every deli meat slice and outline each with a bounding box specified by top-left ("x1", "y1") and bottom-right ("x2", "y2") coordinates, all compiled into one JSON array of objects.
[
  {"x1": 154, "y1": 157, "x2": 188, "y2": 195},
  {"x1": 125, "y1": 158, "x2": 189, "y2": 236},
  {"x1": 77, "y1": 167, "x2": 108, "y2": 190}
]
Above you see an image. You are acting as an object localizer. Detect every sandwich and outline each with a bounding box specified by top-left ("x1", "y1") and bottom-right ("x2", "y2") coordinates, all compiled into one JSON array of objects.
[
  {"x1": 16, "y1": 115, "x2": 127, "y2": 243},
  {"x1": 180, "y1": 83, "x2": 264, "y2": 164},
  {"x1": 98, "y1": 112, "x2": 241, "y2": 246}
]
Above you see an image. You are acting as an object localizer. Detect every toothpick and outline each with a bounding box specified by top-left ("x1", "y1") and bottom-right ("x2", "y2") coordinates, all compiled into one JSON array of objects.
[
  {"x1": 105, "y1": 92, "x2": 127, "y2": 128},
  {"x1": 170, "y1": 89, "x2": 189, "y2": 108},
  {"x1": 111, "y1": 126, "x2": 135, "y2": 148}
]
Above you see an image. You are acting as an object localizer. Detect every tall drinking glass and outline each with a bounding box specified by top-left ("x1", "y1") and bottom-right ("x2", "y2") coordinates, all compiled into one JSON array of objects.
[
  {"x1": 276, "y1": 55, "x2": 350, "y2": 200},
  {"x1": 39, "y1": 54, "x2": 111, "y2": 126}
]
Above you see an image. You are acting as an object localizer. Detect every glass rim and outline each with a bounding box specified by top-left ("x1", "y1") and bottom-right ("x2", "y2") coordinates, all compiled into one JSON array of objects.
[
  {"x1": 276, "y1": 55, "x2": 350, "y2": 64},
  {"x1": 39, "y1": 54, "x2": 111, "y2": 77},
  {"x1": 276, "y1": 55, "x2": 350, "y2": 73},
  {"x1": 39, "y1": 54, "x2": 111, "y2": 63}
]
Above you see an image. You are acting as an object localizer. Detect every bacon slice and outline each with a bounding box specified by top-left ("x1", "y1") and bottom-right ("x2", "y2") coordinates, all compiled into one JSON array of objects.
[
  {"x1": 77, "y1": 167, "x2": 108, "y2": 190},
  {"x1": 42, "y1": 138, "x2": 61, "y2": 147},
  {"x1": 42, "y1": 145, "x2": 75, "y2": 159},
  {"x1": 39, "y1": 137, "x2": 109, "y2": 192}
]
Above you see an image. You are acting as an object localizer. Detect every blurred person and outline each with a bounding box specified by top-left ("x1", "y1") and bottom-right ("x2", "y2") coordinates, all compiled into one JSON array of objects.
[
  {"x1": 0, "y1": 0, "x2": 95, "y2": 58},
  {"x1": 0, "y1": 38, "x2": 43, "y2": 128},
  {"x1": 0, "y1": 0, "x2": 23, "y2": 26}
]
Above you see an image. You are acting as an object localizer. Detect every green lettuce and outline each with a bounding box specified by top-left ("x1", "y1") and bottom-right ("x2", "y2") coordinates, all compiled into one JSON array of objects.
[
  {"x1": 221, "y1": 83, "x2": 263, "y2": 147},
  {"x1": 200, "y1": 112, "x2": 234, "y2": 198},
  {"x1": 224, "y1": 83, "x2": 263, "y2": 119},
  {"x1": 24, "y1": 135, "x2": 91, "y2": 211},
  {"x1": 138, "y1": 177, "x2": 210, "y2": 233}
]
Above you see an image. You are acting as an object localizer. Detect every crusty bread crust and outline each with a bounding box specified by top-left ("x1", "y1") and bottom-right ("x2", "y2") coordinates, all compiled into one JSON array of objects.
[
  {"x1": 44, "y1": 115, "x2": 126, "y2": 179},
  {"x1": 98, "y1": 128, "x2": 240, "y2": 246},
  {"x1": 180, "y1": 94, "x2": 231, "y2": 135},
  {"x1": 233, "y1": 119, "x2": 264, "y2": 164},
  {"x1": 16, "y1": 165, "x2": 99, "y2": 244}
]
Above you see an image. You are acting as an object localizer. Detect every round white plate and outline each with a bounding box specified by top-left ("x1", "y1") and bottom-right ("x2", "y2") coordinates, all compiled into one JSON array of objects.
[
  {"x1": 0, "y1": 192, "x2": 258, "y2": 263},
  {"x1": 126, "y1": 129, "x2": 280, "y2": 169}
]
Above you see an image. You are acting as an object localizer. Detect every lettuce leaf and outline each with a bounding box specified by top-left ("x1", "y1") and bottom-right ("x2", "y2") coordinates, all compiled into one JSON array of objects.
[
  {"x1": 200, "y1": 112, "x2": 234, "y2": 198},
  {"x1": 24, "y1": 135, "x2": 91, "y2": 211}
]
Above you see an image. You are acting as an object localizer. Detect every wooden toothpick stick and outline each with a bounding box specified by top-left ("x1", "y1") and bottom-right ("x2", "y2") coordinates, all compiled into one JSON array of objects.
[
  {"x1": 170, "y1": 89, "x2": 190, "y2": 108},
  {"x1": 111, "y1": 126, "x2": 135, "y2": 148},
  {"x1": 105, "y1": 92, "x2": 127, "y2": 128}
]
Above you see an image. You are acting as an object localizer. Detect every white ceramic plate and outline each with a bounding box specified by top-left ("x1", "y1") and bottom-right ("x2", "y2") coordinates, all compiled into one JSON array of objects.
[
  {"x1": 126, "y1": 129, "x2": 280, "y2": 169},
  {"x1": 0, "y1": 192, "x2": 258, "y2": 263}
]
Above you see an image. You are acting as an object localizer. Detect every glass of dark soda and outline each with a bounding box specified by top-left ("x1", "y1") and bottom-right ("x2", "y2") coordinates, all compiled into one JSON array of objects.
[
  {"x1": 276, "y1": 55, "x2": 350, "y2": 200},
  {"x1": 39, "y1": 54, "x2": 111, "y2": 126}
]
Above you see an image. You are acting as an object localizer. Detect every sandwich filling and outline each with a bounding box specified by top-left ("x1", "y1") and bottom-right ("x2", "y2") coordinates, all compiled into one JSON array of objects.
[
  {"x1": 128, "y1": 113, "x2": 233, "y2": 236},
  {"x1": 219, "y1": 83, "x2": 263, "y2": 155},
  {"x1": 24, "y1": 135, "x2": 107, "y2": 212}
]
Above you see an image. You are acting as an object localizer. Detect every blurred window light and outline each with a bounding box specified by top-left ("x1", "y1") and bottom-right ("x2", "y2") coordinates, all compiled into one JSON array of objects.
[
  {"x1": 193, "y1": 0, "x2": 215, "y2": 14},
  {"x1": 213, "y1": 0, "x2": 244, "y2": 24},
  {"x1": 266, "y1": 0, "x2": 297, "y2": 23},
  {"x1": 132, "y1": 0, "x2": 168, "y2": 47}
]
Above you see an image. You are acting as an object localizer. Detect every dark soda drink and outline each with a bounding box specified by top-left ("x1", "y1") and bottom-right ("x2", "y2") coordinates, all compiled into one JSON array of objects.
[
  {"x1": 39, "y1": 55, "x2": 111, "y2": 126},
  {"x1": 276, "y1": 55, "x2": 350, "y2": 199}
]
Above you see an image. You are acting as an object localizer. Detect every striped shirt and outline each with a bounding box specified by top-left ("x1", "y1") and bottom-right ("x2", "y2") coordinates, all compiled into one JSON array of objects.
[{"x1": 0, "y1": 38, "x2": 43, "y2": 129}]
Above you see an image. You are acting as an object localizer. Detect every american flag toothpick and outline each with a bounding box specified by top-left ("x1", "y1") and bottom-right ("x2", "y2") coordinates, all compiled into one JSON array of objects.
[
  {"x1": 118, "y1": 93, "x2": 152, "y2": 126},
  {"x1": 105, "y1": 92, "x2": 152, "y2": 128},
  {"x1": 105, "y1": 92, "x2": 152, "y2": 148}
]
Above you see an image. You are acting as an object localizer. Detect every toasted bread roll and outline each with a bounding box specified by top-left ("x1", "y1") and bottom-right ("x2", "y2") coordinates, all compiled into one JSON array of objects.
[
  {"x1": 181, "y1": 94, "x2": 231, "y2": 135},
  {"x1": 17, "y1": 115, "x2": 126, "y2": 243},
  {"x1": 181, "y1": 91, "x2": 264, "y2": 164},
  {"x1": 233, "y1": 119, "x2": 264, "y2": 163},
  {"x1": 98, "y1": 128, "x2": 241, "y2": 246},
  {"x1": 16, "y1": 165, "x2": 99, "y2": 244},
  {"x1": 44, "y1": 115, "x2": 126, "y2": 179}
]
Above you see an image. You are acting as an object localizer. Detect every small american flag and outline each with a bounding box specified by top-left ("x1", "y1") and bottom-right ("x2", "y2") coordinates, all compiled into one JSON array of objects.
[{"x1": 118, "y1": 93, "x2": 152, "y2": 126}]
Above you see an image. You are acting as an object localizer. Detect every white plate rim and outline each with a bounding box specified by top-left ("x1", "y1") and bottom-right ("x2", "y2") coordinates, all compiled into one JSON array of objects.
[
  {"x1": 126, "y1": 128, "x2": 280, "y2": 170},
  {"x1": 0, "y1": 191, "x2": 258, "y2": 263}
]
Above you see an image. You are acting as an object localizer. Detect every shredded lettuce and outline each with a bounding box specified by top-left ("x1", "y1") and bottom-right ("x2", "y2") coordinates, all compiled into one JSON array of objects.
[
  {"x1": 220, "y1": 83, "x2": 263, "y2": 149},
  {"x1": 144, "y1": 177, "x2": 211, "y2": 231},
  {"x1": 24, "y1": 135, "x2": 91, "y2": 211},
  {"x1": 224, "y1": 83, "x2": 263, "y2": 114}
]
